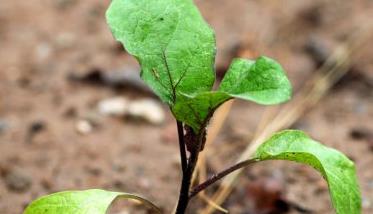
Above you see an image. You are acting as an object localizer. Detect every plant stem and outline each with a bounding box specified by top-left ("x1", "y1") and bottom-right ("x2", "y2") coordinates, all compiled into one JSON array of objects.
[
  {"x1": 176, "y1": 150, "x2": 199, "y2": 214},
  {"x1": 189, "y1": 158, "x2": 258, "y2": 198},
  {"x1": 177, "y1": 121, "x2": 187, "y2": 173},
  {"x1": 175, "y1": 126, "x2": 203, "y2": 214}
]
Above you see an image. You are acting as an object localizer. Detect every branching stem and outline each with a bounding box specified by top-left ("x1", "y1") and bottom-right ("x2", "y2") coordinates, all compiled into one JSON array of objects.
[
  {"x1": 174, "y1": 120, "x2": 258, "y2": 214},
  {"x1": 189, "y1": 158, "x2": 259, "y2": 198}
]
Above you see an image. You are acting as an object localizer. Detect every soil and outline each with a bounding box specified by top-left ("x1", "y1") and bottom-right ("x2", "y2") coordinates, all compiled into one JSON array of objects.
[{"x1": 0, "y1": 0, "x2": 372, "y2": 213}]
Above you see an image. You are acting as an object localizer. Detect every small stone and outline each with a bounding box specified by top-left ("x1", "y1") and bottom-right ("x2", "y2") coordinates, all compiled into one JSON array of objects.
[
  {"x1": 98, "y1": 97, "x2": 165, "y2": 125},
  {"x1": 127, "y1": 99, "x2": 165, "y2": 125},
  {"x1": 97, "y1": 97, "x2": 129, "y2": 116},
  {"x1": 4, "y1": 169, "x2": 32, "y2": 192},
  {"x1": 76, "y1": 120, "x2": 93, "y2": 135}
]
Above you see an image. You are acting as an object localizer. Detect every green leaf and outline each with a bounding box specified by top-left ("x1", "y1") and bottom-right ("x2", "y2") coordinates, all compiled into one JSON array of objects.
[
  {"x1": 255, "y1": 130, "x2": 361, "y2": 214},
  {"x1": 106, "y1": 0, "x2": 216, "y2": 104},
  {"x1": 172, "y1": 92, "x2": 230, "y2": 132},
  {"x1": 219, "y1": 56, "x2": 292, "y2": 105},
  {"x1": 23, "y1": 189, "x2": 161, "y2": 214},
  {"x1": 106, "y1": 1, "x2": 292, "y2": 132},
  {"x1": 171, "y1": 56, "x2": 292, "y2": 132}
]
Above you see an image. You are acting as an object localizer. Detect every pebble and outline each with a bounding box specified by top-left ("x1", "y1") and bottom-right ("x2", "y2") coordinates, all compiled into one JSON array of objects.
[
  {"x1": 97, "y1": 97, "x2": 129, "y2": 116},
  {"x1": 76, "y1": 120, "x2": 93, "y2": 135},
  {"x1": 4, "y1": 169, "x2": 32, "y2": 193},
  {"x1": 97, "y1": 97, "x2": 165, "y2": 125},
  {"x1": 128, "y1": 99, "x2": 165, "y2": 125}
]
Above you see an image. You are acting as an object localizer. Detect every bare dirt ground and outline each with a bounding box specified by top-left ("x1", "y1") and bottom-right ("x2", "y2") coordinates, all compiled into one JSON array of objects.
[{"x1": 0, "y1": 0, "x2": 372, "y2": 213}]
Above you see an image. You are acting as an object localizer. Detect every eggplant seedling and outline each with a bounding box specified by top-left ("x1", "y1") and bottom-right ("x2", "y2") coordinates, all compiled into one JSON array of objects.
[{"x1": 24, "y1": 0, "x2": 361, "y2": 214}]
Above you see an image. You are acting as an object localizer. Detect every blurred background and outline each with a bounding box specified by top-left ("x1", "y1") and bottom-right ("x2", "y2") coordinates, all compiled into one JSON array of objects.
[{"x1": 0, "y1": 0, "x2": 372, "y2": 213}]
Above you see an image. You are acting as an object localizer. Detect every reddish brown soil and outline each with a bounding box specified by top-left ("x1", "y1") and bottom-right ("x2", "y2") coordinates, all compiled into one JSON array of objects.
[{"x1": 0, "y1": 0, "x2": 372, "y2": 213}]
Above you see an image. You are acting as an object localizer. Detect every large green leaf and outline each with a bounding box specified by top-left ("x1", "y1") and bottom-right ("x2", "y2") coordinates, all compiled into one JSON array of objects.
[
  {"x1": 219, "y1": 56, "x2": 292, "y2": 105},
  {"x1": 106, "y1": 0, "x2": 292, "y2": 132},
  {"x1": 106, "y1": 0, "x2": 216, "y2": 105},
  {"x1": 255, "y1": 130, "x2": 361, "y2": 214},
  {"x1": 23, "y1": 189, "x2": 161, "y2": 214}
]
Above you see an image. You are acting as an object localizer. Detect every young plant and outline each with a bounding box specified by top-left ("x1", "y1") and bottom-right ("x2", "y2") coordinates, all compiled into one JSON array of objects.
[{"x1": 23, "y1": 0, "x2": 361, "y2": 214}]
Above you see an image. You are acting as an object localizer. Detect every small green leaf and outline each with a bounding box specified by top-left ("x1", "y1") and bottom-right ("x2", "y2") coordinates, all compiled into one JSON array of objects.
[
  {"x1": 255, "y1": 130, "x2": 361, "y2": 214},
  {"x1": 23, "y1": 189, "x2": 161, "y2": 214},
  {"x1": 219, "y1": 57, "x2": 292, "y2": 105},
  {"x1": 172, "y1": 92, "x2": 230, "y2": 132},
  {"x1": 106, "y1": 0, "x2": 216, "y2": 104},
  {"x1": 171, "y1": 56, "x2": 292, "y2": 132}
]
